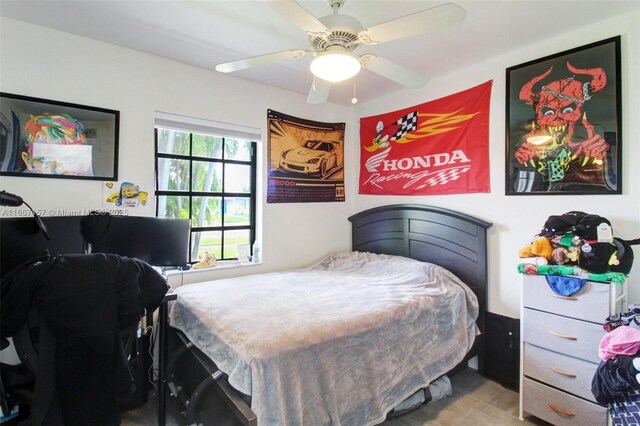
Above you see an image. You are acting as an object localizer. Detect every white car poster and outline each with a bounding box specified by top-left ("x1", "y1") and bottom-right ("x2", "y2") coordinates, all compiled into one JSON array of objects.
[{"x1": 267, "y1": 109, "x2": 345, "y2": 203}]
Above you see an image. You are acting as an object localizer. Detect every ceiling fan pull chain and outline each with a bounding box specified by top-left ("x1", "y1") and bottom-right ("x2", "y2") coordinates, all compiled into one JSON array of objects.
[{"x1": 352, "y1": 78, "x2": 358, "y2": 104}]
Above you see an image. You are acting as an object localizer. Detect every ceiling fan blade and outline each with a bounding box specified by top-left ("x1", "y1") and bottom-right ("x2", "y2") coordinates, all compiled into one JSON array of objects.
[
  {"x1": 215, "y1": 49, "x2": 308, "y2": 73},
  {"x1": 272, "y1": 1, "x2": 327, "y2": 34},
  {"x1": 359, "y1": 2, "x2": 466, "y2": 45},
  {"x1": 307, "y1": 77, "x2": 331, "y2": 104},
  {"x1": 360, "y1": 54, "x2": 428, "y2": 88}
]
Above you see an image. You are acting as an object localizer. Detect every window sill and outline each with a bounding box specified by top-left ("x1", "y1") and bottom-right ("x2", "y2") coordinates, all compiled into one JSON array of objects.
[{"x1": 163, "y1": 260, "x2": 262, "y2": 288}]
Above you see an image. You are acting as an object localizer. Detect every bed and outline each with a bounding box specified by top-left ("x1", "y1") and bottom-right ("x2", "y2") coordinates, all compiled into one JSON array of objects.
[{"x1": 161, "y1": 204, "x2": 492, "y2": 425}]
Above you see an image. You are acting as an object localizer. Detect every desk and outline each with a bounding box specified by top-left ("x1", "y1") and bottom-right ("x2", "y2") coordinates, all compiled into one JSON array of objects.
[{"x1": 157, "y1": 292, "x2": 177, "y2": 426}]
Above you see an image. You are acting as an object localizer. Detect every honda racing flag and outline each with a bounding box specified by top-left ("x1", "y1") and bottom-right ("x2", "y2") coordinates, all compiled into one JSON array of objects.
[{"x1": 359, "y1": 81, "x2": 492, "y2": 195}]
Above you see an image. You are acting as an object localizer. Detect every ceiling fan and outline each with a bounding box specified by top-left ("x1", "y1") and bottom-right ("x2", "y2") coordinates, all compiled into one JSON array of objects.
[{"x1": 215, "y1": 1, "x2": 466, "y2": 104}]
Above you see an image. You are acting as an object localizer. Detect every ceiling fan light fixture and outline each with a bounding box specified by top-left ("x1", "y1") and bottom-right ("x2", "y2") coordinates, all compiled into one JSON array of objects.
[{"x1": 310, "y1": 52, "x2": 361, "y2": 83}]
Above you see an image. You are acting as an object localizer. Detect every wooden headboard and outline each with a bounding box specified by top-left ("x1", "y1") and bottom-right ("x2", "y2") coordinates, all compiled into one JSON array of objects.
[{"x1": 348, "y1": 204, "x2": 492, "y2": 373}]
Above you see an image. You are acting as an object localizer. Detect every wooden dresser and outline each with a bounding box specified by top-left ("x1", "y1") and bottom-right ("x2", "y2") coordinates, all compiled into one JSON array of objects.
[{"x1": 519, "y1": 274, "x2": 627, "y2": 425}]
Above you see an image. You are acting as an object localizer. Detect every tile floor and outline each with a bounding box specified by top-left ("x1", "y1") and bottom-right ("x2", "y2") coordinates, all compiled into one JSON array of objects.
[{"x1": 121, "y1": 368, "x2": 552, "y2": 425}]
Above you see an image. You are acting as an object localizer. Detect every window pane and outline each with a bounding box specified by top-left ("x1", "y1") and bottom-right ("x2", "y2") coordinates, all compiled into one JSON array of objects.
[
  {"x1": 225, "y1": 139, "x2": 252, "y2": 161},
  {"x1": 157, "y1": 128, "x2": 190, "y2": 155},
  {"x1": 157, "y1": 158, "x2": 190, "y2": 191},
  {"x1": 223, "y1": 229, "x2": 251, "y2": 259},
  {"x1": 223, "y1": 197, "x2": 251, "y2": 226},
  {"x1": 192, "y1": 161, "x2": 222, "y2": 192},
  {"x1": 191, "y1": 196, "x2": 221, "y2": 227},
  {"x1": 157, "y1": 195, "x2": 190, "y2": 219},
  {"x1": 191, "y1": 230, "x2": 221, "y2": 262},
  {"x1": 193, "y1": 133, "x2": 223, "y2": 159},
  {"x1": 224, "y1": 164, "x2": 251, "y2": 193}
]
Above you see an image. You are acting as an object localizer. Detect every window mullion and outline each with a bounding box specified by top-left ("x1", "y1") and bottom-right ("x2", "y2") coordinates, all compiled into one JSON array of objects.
[{"x1": 220, "y1": 137, "x2": 226, "y2": 259}]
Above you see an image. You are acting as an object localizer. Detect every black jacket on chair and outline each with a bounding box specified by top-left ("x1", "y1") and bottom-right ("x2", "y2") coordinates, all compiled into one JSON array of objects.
[{"x1": 0, "y1": 253, "x2": 168, "y2": 425}]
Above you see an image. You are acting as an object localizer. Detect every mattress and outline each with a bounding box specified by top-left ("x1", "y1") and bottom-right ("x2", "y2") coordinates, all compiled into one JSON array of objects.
[{"x1": 169, "y1": 251, "x2": 479, "y2": 425}]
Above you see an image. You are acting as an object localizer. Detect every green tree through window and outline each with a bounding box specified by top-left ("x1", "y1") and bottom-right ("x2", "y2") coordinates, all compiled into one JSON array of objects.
[{"x1": 155, "y1": 127, "x2": 257, "y2": 263}]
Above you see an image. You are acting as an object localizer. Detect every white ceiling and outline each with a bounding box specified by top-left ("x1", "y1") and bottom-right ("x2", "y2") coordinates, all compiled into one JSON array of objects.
[{"x1": 1, "y1": 0, "x2": 638, "y2": 105}]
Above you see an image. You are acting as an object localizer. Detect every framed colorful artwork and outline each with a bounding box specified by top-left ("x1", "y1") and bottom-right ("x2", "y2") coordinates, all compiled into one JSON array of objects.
[
  {"x1": 505, "y1": 36, "x2": 621, "y2": 195},
  {"x1": 0, "y1": 92, "x2": 119, "y2": 180}
]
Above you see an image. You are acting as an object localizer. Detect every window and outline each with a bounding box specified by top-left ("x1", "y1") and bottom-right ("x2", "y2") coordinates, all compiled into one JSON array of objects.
[{"x1": 154, "y1": 116, "x2": 258, "y2": 264}]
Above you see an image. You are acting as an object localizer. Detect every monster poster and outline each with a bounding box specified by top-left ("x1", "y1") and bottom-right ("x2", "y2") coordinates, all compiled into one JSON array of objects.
[
  {"x1": 506, "y1": 36, "x2": 621, "y2": 195},
  {"x1": 267, "y1": 110, "x2": 345, "y2": 203},
  {"x1": 359, "y1": 81, "x2": 492, "y2": 195}
]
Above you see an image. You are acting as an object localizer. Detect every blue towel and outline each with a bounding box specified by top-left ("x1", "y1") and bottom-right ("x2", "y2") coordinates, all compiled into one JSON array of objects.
[{"x1": 545, "y1": 275, "x2": 587, "y2": 296}]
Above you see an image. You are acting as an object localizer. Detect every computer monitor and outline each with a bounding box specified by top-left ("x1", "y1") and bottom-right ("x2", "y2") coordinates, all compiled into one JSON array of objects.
[
  {"x1": 0, "y1": 216, "x2": 86, "y2": 278},
  {"x1": 89, "y1": 216, "x2": 190, "y2": 267}
]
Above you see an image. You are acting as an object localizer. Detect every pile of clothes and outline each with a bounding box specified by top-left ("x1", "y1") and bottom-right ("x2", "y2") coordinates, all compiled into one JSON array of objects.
[
  {"x1": 518, "y1": 211, "x2": 638, "y2": 278},
  {"x1": 593, "y1": 307, "x2": 640, "y2": 426}
]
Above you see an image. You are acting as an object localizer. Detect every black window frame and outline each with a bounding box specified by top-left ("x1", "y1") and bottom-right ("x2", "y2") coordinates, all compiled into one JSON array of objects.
[{"x1": 154, "y1": 127, "x2": 257, "y2": 263}]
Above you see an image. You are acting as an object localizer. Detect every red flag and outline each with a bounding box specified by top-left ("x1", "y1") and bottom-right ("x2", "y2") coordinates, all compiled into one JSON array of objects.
[{"x1": 359, "y1": 81, "x2": 492, "y2": 195}]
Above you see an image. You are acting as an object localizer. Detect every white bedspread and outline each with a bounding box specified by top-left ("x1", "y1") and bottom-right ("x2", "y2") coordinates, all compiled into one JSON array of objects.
[{"x1": 169, "y1": 251, "x2": 479, "y2": 426}]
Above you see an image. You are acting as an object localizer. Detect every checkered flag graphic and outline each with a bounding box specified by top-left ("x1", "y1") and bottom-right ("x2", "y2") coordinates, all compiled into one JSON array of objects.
[
  {"x1": 390, "y1": 111, "x2": 418, "y2": 141},
  {"x1": 417, "y1": 167, "x2": 471, "y2": 189}
]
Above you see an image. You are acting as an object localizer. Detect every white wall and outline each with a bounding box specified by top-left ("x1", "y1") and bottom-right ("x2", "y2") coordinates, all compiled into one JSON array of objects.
[
  {"x1": 1, "y1": 9, "x2": 639, "y2": 320},
  {"x1": 350, "y1": 10, "x2": 640, "y2": 316}
]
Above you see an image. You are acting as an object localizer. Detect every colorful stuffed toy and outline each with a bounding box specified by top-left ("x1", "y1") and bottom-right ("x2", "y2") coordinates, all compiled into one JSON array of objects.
[
  {"x1": 609, "y1": 238, "x2": 640, "y2": 275},
  {"x1": 552, "y1": 246, "x2": 580, "y2": 265},
  {"x1": 578, "y1": 236, "x2": 639, "y2": 275},
  {"x1": 549, "y1": 232, "x2": 582, "y2": 265},
  {"x1": 519, "y1": 237, "x2": 554, "y2": 260},
  {"x1": 579, "y1": 242, "x2": 616, "y2": 274}
]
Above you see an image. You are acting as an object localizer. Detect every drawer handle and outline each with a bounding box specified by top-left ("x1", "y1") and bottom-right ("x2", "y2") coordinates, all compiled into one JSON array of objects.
[
  {"x1": 548, "y1": 403, "x2": 576, "y2": 417},
  {"x1": 551, "y1": 295, "x2": 578, "y2": 301},
  {"x1": 550, "y1": 366, "x2": 577, "y2": 378},
  {"x1": 549, "y1": 330, "x2": 578, "y2": 340}
]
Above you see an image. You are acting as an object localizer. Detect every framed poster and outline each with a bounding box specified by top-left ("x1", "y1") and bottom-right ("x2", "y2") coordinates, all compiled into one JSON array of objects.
[
  {"x1": 505, "y1": 36, "x2": 621, "y2": 195},
  {"x1": 267, "y1": 109, "x2": 345, "y2": 203},
  {"x1": 0, "y1": 92, "x2": 119, "y2": 180}
]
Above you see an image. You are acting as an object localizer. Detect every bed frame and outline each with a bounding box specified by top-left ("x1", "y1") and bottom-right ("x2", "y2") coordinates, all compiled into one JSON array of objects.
[{"x1": 159, "y1": 204, "x2": 492, "y2": 425}]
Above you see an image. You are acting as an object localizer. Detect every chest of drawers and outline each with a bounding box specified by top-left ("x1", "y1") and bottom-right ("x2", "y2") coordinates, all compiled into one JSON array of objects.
[{"x1": 519, "y1": 274, "x2": 627, "y2": 425}]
